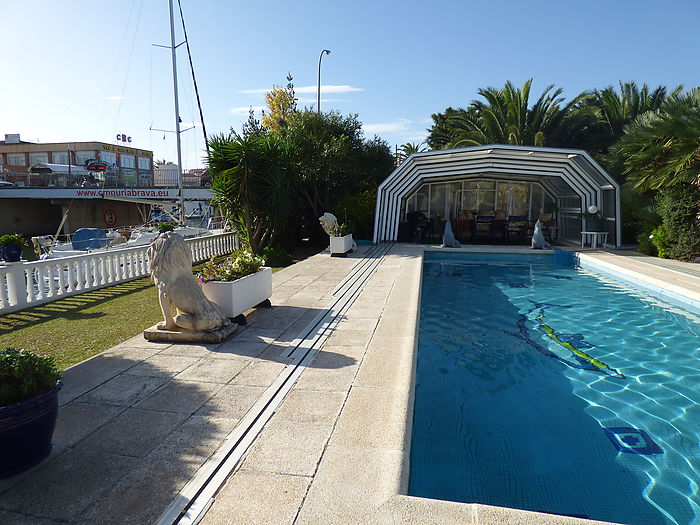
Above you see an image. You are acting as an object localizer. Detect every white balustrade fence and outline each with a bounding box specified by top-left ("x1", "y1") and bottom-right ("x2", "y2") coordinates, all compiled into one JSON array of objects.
[{"x1": 0, "y1": 232, "x2": 240, "y2": 315}]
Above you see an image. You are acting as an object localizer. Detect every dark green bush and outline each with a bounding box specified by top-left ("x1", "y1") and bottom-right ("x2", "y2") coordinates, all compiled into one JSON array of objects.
[
  {"x1": 0, "y1": 348, "x2": 62, "y2": 407},
  {"x1": 636, "y1": 230, "x2": 658, "y2": 256},
  {"x1": 649, "y1": 226, "x2": 670, "y2": 258},
  {"x1": 158, "y1": 222, "x2": 176, "y2": 233},
  {"x1": 656, "y1": 185, "x2": 700, "y2": 261},
  {"x1": 333, "y1": 190, "x2": 377, "y2": 240},
  {"x1": 0, "y1": 234, "x2": 27, "y2": 248},
  {"x1": 258, "y1": 245, "x2": 293, "y2": 267}
]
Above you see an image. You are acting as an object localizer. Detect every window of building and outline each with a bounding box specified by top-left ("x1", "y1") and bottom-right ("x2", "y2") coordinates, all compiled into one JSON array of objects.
[
  {"x1": 120, "y1": 155, "x2": 135, "y2": 169},
  {"x1": 52, "y1": 151, "x2": 69, "y2": 164},
  {"x1": 29, "y1": 152, "x2": 49, "y2": 165},
  {"x1": 137, "y1": 156, "x2": 151, "y2": 170},
  {"x1": 7, "y1": 154, "x2": 26, "y2": 166},
  {"x1": 99, "y1": 151, "x2": 117, "y2": 166},
  {"x1": 76, "y1": 151, "x2": 96, "y2": 166}
]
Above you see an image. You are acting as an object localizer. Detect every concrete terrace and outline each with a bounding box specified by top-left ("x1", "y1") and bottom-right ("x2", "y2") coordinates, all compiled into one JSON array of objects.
[{"x1": 1, "y1": 244, "x2": 699, "y2": 525}]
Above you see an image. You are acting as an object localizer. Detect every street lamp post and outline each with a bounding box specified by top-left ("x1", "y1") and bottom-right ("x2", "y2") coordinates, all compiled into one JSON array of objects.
[{"x1": 317, "y1": 49, "x2": 331, "y2": 115}]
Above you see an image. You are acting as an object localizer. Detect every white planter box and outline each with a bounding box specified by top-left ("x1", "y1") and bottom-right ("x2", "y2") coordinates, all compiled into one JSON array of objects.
[
  {"x1": 330, "y1": 234, "x2": 353, "y2": 255},
  {"x1": 202, "y1": 267, "x2": 272, "y2": 318}
]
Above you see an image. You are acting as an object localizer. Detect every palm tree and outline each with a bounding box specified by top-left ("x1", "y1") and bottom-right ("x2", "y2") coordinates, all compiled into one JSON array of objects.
[
  {"x1": 397, "y1": 142, "x2": 427, "y2": 164},
  {"x1": 614, "y1": 88, "x2": 700, "y2": 191},
  {"x1": 444, "y1": 80, "x2": 593, "y2": 148},
  {"x1": 207, "y1": 132, "x2": 298, "y2": 252}
]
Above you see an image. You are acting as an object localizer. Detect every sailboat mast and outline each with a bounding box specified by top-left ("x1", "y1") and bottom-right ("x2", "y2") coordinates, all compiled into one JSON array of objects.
[{"x1": 168, "y1": 0, "x2": 186, "y2": 225}]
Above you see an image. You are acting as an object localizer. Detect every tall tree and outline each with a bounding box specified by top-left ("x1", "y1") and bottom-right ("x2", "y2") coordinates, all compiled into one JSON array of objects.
[
  {"x1": 614, "y1": 88, "x2": 700, "y2": 191},
  {"x1": 261, "y1": 73, "x2": 298, "y2": 133},
  {"x1": 207, "y1": 131, "x2": 298, "y2": 252},
  {"x1": 428, "y1": 80, "x2": 594, "y2": 149}
]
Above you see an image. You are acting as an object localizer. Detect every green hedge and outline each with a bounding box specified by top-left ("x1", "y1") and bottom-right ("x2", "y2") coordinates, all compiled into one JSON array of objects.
[{"x1": 656, "y1": 184, "x2": 700, "y2": 261}]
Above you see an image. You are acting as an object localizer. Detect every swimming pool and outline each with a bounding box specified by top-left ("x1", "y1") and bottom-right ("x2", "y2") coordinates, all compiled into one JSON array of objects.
[{"x1": 409, "y1": 251, "x2": 700, "y2": 525}]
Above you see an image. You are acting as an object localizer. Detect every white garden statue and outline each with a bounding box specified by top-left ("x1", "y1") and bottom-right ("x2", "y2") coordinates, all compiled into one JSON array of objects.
[
  {"x1": 319, "y1": 212, "x2": 339, "y2": 237},
  {"x1": 147, "y1": 232, "x2": 230, "y2": 332},
  {"x1": 531, "y1": 220, "x2": 551, "y2": 249}
]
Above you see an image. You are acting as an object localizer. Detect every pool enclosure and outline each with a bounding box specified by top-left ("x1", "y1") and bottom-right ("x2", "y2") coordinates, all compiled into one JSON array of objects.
[{"x1": 373, "y1": 145, "x2": 621, "y2": 247}]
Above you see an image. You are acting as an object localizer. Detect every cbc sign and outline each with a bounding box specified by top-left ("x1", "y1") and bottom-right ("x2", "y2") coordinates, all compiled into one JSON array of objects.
[{"x1": 116, "y1": 134, "x2": 132, "y2": 143}]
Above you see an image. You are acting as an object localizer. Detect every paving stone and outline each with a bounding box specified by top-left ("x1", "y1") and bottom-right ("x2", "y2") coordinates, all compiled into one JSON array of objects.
[
  {"x1": 53, "y1": 401, "x2": 125, "y2": 450},
  {"x1": 214, "y1": 339, "x2": 271, "y2": 358},
  {"x1": 175, "y1": 356, "x2": 250, "y2": 383},
  {"x1": 0, "y1": 448, "x2": 137, "y2": 522},
  {"x1": 328, "y1": 386, "x2": 409, "y2": 451},
  {"x1": 323, "y1": 329, "x2": 374, "y2": 347},
  {"x1": 123, "y1": 354, "x2": 201, "y2": 378},
  {"x1": 78, "y1": 374, "x2": 169, "y2": 407},
  {"x1": 200, "y1": 470, "x2": 311, "y2": 525},
  {"x1": 274, "y1": 389, "x2": 346, "y2": 423},
  {"x1": 231, "y1": 360, "x2": 287, "y2": 387},
  {"x1": 77, "y1": 407, "x2": 188, "y2": 458},
  {"x1": 0, "y1": 510, "x2": 64, "y2": 524},
  {"x1": 79, "y1": 416, "x2": 239, "y2": 525},
  {"x1": 195, "y1": 384, "x2": 267, "y2": 419},
  {"x1": 295, "y1": 446, "x2": 403, "y2": 525},
  {"x1": 354, "y1": 336, "x2": 415, "y2": 391},
  {"x1": 136, "y1": 379, "x2": 224, "y2": 414},
  {"x1": 241, "y1": 418, "x2": 334, "y2": 476},
  {"x1": 59, "y1": 353, "x2": 142, "y2": 406}
]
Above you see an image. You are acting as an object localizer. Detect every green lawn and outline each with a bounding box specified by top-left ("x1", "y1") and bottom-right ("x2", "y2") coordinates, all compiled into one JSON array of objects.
[{"x1": 0, "y1": 277, "x2": 163, "y2": 370}]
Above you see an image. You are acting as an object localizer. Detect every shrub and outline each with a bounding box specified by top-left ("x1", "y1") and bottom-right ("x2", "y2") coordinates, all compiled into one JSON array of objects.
[
  {"x1": 636, "y1": 230, "x2": 658, "y2": 257},
  {"x1": 158, "y1": 222, "x2": 175, "y2": 233},
  {"x1": 258, "y1": 245, "x2": 292, "y2": 267},
  {"x1": 0, "y1": 234, "x2": 27, "y2": 248},
  {"x1": 333, "y1": 190, "x2": 377, "y2": 240},
  {"x1": 0, "y1": 348, "x2": 62, "y2": 407},
  {"x1": 656, "y1": 184, "x2": 700, "y2": 261},
  {"x1": 198, "y1": 250, "x2": 265, "y2": 283},
  {"x1": 648, "y1": 226, "x2": 670, "y2": 258}
]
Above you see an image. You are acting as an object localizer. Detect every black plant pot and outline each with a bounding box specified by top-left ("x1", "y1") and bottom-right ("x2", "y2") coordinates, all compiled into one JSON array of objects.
[
  {"x1": 0, "y1": 381, "x2": 62, "y2": 478},
  {"x1": 0, "y1": 246, "x2": 22, "y2": 262}
]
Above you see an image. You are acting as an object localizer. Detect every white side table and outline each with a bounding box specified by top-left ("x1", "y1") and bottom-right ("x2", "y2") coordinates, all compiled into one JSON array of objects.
[{"x1": 581, "y1": 231, "x2": 608, "y2": 249}]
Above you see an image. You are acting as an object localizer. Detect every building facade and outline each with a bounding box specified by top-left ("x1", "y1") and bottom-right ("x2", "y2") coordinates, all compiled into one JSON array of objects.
[{"x1": 0, "y1": 133, "x2": 153, "y2": 187}]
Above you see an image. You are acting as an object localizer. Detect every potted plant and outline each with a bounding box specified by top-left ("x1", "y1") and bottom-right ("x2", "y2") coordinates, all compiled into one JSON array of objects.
[
  {"x1": 329, "y1": 223, "x2": 354, "y2": 256},
  {"x1": 0, "y1": 233, "x2": 27, "y2": 262},
  {"x1": 582, "y1": 206, "x2": 606, "y2": 232},
  {"x1": 199, "y1": 250, "x2": 272, "y2": 322},
  {"x1": 158, "y1": 222, "x2": 176, "y2": 233},
  {"x1": 0, "y1": 348, "x2": 63, "y2": 478}
]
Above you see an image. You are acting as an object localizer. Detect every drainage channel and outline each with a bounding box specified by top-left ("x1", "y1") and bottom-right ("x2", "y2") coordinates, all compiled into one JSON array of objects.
[{"x1": 154, "y1": 242, "x2": 393, "y2": 525}]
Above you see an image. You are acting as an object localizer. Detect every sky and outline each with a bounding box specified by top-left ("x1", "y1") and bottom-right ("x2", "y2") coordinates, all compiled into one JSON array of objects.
[{"x1": 2, "y1": 0, "x2": 699, "y2": 170}]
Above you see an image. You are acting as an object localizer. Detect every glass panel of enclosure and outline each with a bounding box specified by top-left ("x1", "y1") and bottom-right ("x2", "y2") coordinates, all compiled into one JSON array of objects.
[
  {"x1": 402, "y1": 178, "x2": 556, "y2": 222},
  {"x1": 100, "y1": 151, "x2": 117, "y2": 166}
]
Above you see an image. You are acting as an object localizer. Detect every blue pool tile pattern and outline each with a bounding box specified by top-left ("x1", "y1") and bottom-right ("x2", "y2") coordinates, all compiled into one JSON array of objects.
[{"x1": 409, "y1": 252, "x2": 700, "y2": 525}]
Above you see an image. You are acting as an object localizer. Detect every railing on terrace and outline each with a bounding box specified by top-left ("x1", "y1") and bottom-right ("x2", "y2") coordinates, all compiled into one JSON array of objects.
[
  {"x1": 0, "y1": 170, "x2": 209, "y2": 189},
  {"x1": 0, "y1": 232, "x2": 240, "y2": 315}
]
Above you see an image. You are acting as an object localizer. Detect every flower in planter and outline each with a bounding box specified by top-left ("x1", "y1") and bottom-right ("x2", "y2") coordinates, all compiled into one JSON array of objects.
[
  {"x1": 329, "y1": 223, "x2": 349, "y2": 237},
  {"x1": 198, "y1": 250, "x2": 266, "y2": 284}
]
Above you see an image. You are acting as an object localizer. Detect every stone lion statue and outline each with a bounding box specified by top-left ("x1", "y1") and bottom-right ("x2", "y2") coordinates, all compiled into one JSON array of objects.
[
  {"x1": 147, "y1": 232, "x2": 230, "y2": 332},
  {"x1": 319, "y1": 212, "x2": 339, "y2": 236},
  {"x1": 531, "y1": 220, "x2": 551, "y2": 250}
]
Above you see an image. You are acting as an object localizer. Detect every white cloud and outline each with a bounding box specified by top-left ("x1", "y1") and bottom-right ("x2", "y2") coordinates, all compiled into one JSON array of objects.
[
  {"x1": 105, "y1": 96, "x2": 123, "y2": 101},
  {"x1": 297, "y1": 97, "x2": 346, "y2": 104},
  {"x1": 230, "y1": 106, "x2": 266, "y2": 115},
  {"x1": 363, "y1": 118, "x2": 412, "y2": 134},
  {"x1": 239, "y1": 85, "x2": 363, "y2": 95}
]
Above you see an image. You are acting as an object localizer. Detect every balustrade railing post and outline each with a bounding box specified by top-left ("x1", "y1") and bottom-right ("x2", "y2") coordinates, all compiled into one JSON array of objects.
[{"x1": 4, "y1": 262, "x2": 28, "y2": 309}]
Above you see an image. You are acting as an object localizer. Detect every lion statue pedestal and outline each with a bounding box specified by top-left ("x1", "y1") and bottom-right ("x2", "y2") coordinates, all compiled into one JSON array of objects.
[{"x1": 142, "y1": 232, "x2": 238, "y2": 343}]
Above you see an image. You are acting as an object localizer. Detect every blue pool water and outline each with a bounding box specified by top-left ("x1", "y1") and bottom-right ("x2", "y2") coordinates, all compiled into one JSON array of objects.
[{"x1": 409, "y1": 251, "x2": 700, "y2": 525}]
